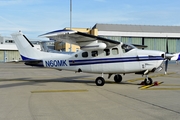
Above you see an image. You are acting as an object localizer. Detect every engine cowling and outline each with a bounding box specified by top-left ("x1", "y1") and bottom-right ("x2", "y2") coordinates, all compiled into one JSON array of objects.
[{"x1": 80, "y1": 43, "x2": 107, "y2": 51}]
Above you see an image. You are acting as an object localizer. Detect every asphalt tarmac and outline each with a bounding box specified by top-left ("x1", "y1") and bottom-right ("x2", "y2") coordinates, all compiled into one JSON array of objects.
[{"x1": 0, "y1": 62, "x2": 180, "y2": 120}]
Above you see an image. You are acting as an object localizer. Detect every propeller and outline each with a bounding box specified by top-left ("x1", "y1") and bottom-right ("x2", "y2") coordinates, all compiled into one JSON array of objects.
[
  {"x1": 164, "y1": 38, "x2": 169, "y2": 74},
  {"x1": 164, "y1": 37, "x2": 174, "y2": 74}
]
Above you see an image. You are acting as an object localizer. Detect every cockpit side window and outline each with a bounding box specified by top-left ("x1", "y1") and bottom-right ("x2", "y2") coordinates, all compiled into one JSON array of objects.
[{"x1": 121, "y1": 44, "x2": 134, "y2": 53}]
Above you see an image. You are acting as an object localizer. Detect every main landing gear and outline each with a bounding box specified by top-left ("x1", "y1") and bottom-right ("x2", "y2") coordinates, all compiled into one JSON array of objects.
[
  {"x1": 95, "y1": 74, "x2": 123, "y2": 86},
  {"x1": 95, "y1": 77, "x2": 105, "y2": 86},
  {"x1": 114, "y1": 74, "x2": 122, "y2": 83},
  {"x1": 95, "y1": 73, "x2": 153, "y2": 86}
]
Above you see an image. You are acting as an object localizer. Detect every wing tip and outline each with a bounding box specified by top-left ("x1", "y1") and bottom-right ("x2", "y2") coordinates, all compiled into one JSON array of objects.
[{"x1": 38, "y1": 29, "x2": 77, "y2": 38}]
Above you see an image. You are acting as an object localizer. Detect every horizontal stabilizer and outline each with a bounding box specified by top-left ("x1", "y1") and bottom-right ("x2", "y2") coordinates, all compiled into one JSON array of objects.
[{"x1": 6, "y1": 59, "x2": 43, "y2": 67}]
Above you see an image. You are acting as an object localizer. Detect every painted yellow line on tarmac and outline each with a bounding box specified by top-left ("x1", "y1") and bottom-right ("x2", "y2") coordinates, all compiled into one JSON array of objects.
[
  {"x1": 139, "y1": 82, "x2": 163, "y2": 90},
  {"x1": 31, "y1": 89, "x2": 88, "y2": 93},
  {"x1": 139, "y1": 84, "x2": 154, "y2": 90},
  {"x1": 160, "y1": 84, "x2": 180, "y2": 86},
  {"x1": 163, "y1": 75, "x2": 180, "y2": 78},
  {"x1": 146, "y1": 88, "x2": 180, "y2": 90}
]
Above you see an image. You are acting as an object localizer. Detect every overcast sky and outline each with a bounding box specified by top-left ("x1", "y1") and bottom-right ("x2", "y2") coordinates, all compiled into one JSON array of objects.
[{"x1": 0, "y1": 0, "x2": 180, "y2": 39}]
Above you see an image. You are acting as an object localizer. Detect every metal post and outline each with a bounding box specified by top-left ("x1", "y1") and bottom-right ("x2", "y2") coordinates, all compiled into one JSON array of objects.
[
  {"x1": 70, "y1": 0, "x2": 72, "y2": 30},
  {"x1": 70, "y1": 0, "x2": 72, "y2": 52}
]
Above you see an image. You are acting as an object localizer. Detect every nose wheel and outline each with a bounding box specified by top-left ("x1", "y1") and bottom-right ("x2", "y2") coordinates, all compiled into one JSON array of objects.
[{"x1": 144, "y1": 77, "x2": 153, "y2": 85}]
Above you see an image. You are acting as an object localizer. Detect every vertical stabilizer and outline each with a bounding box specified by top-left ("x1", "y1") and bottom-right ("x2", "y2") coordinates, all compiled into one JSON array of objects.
[{"x1": 11, "y1": 32, "x2": 42, "y2": 60}]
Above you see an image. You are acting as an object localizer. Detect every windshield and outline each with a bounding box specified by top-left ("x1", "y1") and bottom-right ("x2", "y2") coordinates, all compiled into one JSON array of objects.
[{"x1": 121, "y1": 44, "x2": 136, "y2": 53}]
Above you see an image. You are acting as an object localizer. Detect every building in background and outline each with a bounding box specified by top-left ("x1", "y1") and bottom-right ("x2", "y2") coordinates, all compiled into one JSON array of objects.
[
  {"x1": 92, "y1": 23, "x2": 180, "y2": 53},
  {"x1": 58, "y1": 23, "x2": 180, "y2": 54},
  {"x1": 1, "y1": 23, "x2": 180, "y2": 62},
  {"x1": 54, "y1": 27, "x2": 98, "y2": 52},
  {"x1": 0, "y1": 35, "x2": 41, "y2": 62}
]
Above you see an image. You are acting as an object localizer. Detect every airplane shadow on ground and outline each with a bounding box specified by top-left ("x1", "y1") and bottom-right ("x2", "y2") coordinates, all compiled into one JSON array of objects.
[{"x1": 0, "y1": 75, "x2": 140, "y2": 88}]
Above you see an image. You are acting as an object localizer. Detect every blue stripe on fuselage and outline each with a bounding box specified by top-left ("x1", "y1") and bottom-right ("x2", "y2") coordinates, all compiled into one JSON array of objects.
[
  {"x1": 177, "y1": 54, "x2": 180, "y2": 60},
  {"x1": 21, "y1": 55, "x2": 35, "y2": 60},
  {"x1": 69, "y1": 56, "x2": 163, "y2": 66}
]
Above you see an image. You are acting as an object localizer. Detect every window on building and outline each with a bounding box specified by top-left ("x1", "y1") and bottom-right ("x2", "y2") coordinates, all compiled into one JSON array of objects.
[
  {"x1": 61, "y1": 48, "x2": 65, "y2": 52},
  {"x1": 76, "y1": 48, "x2": 79, "y2": 52}
]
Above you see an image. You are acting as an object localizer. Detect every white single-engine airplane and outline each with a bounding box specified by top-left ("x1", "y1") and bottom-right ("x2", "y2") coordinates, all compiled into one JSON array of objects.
[{"x1": 11, "y1": 30, "x2": 173, "y2": 86}]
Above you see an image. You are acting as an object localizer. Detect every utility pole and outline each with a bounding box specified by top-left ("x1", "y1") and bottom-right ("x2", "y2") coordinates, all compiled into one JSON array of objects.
[
  {"x1": 70, "y1": 0, "x2": 72, "y2": 30},
  {"x1": 70, "y1": 0, "x2": 72, "y2": 52}
]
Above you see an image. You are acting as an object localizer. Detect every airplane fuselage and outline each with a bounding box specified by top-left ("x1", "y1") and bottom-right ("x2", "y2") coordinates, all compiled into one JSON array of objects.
[{"x1": 42, "y1": 44, "x2": 164, "y2": 74}]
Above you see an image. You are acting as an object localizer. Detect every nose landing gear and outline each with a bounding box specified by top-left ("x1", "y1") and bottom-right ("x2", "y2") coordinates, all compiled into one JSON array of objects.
[{"x1": 144, "y1": 77, "x2": 153, "y2": 85}]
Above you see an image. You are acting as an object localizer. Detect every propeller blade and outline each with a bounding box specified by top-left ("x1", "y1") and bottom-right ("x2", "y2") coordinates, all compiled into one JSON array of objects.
[
  {"x1": 164, "y1": 37, "x2": 170, "y2": 74},
  {"x1": 164, "y1": 59, "x2": 168, "y2": 74},
  {"x1": 166, "y1": 38, "x2": 169, "y2": 53}
]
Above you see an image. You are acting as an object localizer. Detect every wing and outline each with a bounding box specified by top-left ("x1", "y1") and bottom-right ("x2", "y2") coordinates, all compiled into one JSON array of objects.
[
  {"x1": 39, "y1": 29, "x2": 120, "y2": 50},
  {"x1": 132, "y1": 44, "x2": 148, "y2": 49}
]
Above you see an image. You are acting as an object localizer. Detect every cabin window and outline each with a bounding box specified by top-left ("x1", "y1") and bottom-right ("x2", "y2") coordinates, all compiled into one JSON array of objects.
[
  {"x1": 5, "y1": 40, "x2": 14, "y2": 43},
  {"x1": 82, "y1": 52, "x2": 88, "y2": 58},
  {"x1": 104, "y1": 49, "x2": 110, "y2": 56},
  {"x1": 112, "y1": 48, "x2": 119, "y2": 55},
  {"x1": 92, "y1": 51, "x2": 98, "y2": 57}
]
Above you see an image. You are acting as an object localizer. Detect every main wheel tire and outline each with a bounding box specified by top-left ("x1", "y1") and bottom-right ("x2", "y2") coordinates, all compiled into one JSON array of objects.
[
  {"x1": 95, "y1": 77, "x2": 105, "y2": 86},
  {"x1": 144, "y1": 77, "x2": 153, "y2": 85},
  {"x1": 114, "y1": 74, "x2": 122, "y2": 83}
]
